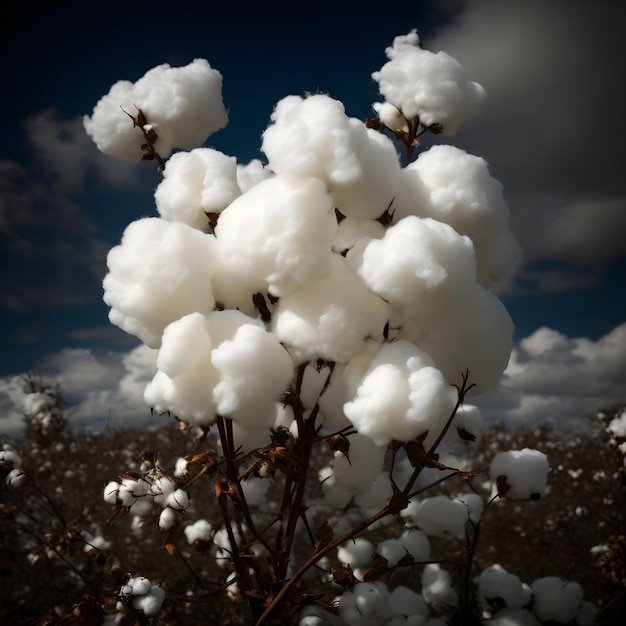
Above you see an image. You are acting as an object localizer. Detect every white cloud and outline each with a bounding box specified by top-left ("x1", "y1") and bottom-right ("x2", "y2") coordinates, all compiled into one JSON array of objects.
[
  {"x1": 473, "y1": 322, "x2": 626, "y2": 431},
  {"x1": 424, "y1": 0, "x2": 626, "y2": 293}
]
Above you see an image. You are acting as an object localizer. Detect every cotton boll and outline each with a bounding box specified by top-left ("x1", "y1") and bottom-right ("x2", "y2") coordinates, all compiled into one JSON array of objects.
[
  {"x1": 318, "y1": 465, "x2": 353, "y2": 509},
  {"x1": 398, "y1": 283, "x2": 514, "y2": 392},
  {"x1": 376, "y1": 539, "x2": 406, "y2": 567},
  {"x1": 415, "y1": 495, "x2": 469, "y2": 539},
  {"x1": 211, "y1": 322, "x2": 294, "y2": 430},
  {"x1": 84, "y1": 58, "x2": 228, "y2": 161},
  {"x1": 354, "y1": 471, "x2": 393, "y2": 510},
  {"x1": 338, "y1": 581, "x2": 391, "y2": 625},
  {"x1": 456, "y1": 493, "x2": 484, "y2": 525},
  {"x1": 421, "y1": 564, "x2": 458, "y2": 610},
  {"x1": 104, "y1": 481, "x2": 121, "y2": 504},
  {"x1": 214, "y1": 175, "x2": 336, "y2": 298},
  {"x1": 184, "y1": 519, "x2": 213, "y2": 545},
  {"x1": 298, "y1": 604, "x2": 343, "y2": 626},
  {"x1": 347, "y1": 215, "x2": 477, "y2": 317},
  {"x1": 143, "y1": 313, "x2": 218, "y2": 424},
  {"x1": 165, "y1": 488, "x2": 190, "y2": 511},
  {"x1": 406, "y1": 145, "x2": 521, "y2": 287},
  {"x1": 333, "y1": 217, "x2": 385, "y2": 256},
  {"x1": 240, "y1": 477, "x2": 270, "y2": 507},
  {"x1": 399, "y1": 529, "x2": 431, "y2": 562},
  {"x1": 485, "y1": 608, "x2": 540, "y2": 626},
  {"x1": 344, "y1": 340, "x2": 456, "y2": 446},
  {"x1": 262, "y1": 94, "x2": 402, "y2": 219},
  {"x1": 372, "y1": 30, "x2": 484, "y2": 135},
  {"x1": 388, "y1": 585, "x2": 429, "y2": 618},
  {"x1": 372, "y1": 102, "x2": 409, "y2": 133},
  {"x1": 337, "y1": 537, "x2": 375, "y2": 570},
  {"x1": 103, "y1": 217, "x2": 218, "y2": 348},
  {"x1": 133, "y1": 585, "x2": 165, "y2": 617},
  {"x1": 155, "y1": 148, "x2": 241, "y2": 229},
  {"x1": 448, "y1": 404, "x2": 483, "y2": 445},
  {"x1": 530, "y1": 577, "x2": 584, "y2": 623},
  {"x1": 272, "y1": 254, "x2": 388, "y2": 364},
  {"x1": 332, "y1": 432, "x2": 386, "y2": 494},
  {"x1": 236, "y1": 158, "x2": 274, "y2": 193},
  {"x1": 476, "y1": 564, "x2": 531, "y2": 612},
  {"x1": 489, "y1": 449, "x2": 549, "y2": 500},
  {"x1": 158, "y1": 506, "x2": 177, "y2": 530}
]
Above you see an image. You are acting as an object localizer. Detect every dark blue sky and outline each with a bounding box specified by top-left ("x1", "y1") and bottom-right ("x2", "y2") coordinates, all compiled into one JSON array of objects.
[{"x1": 1, "y1": 0, "x2": 625, "y2": 381}]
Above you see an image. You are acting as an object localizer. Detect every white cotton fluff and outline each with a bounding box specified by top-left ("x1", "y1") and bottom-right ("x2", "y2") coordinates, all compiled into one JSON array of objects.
[
  {"x1": 347, "y1": 215, "x2": 476, "y2": 316},
  {"x1": 449, "y1": 404, "x2": 483, "y2": 445},
  {"x1": 84, "y1": 58, "x2": 228, "y2": 161},
  {"x1": 332, "y1": 432, "x2": 387, "y2": 494},
  {"x1": 272, "y1": 254, "x2": 388, "y2": 363},
  {"x1": 489, "y1": 448, "x2": 549, "y2": 500},
  {"x1": 298, "y1": 605, "x2": 343, "y2": 626},
  {"x1": 262, "y1": 94, "x2": 402, "y2": 219},
  {"x1": 485, "y1": 608, "x2": 540, "y2": 626},
  {"x1": 400, "y1": 145, "x2": 521, "y2": 286},
  {"x1": 184, "y1": 519, "x2": 213, "y2": 545},
  {"x1": 154, "y1": 148, "x2": 241, "y2": 229},
  {"x1": 337, "y1": 537, "x2": 375, "y2": 570},
  {"x1": 333, "y1": 217, "x2": 386, "y2": 256},
  {"x1": 343, "y1": 340, "x2": 456, "y2": 446},
  {"x1": 399, "y1": 529, "x2": 431, "y2": 562},
  {"x1": 133, "y1": 585, "x2": 165, "y2": 617},
  {"x1": 414, "y1": 495, "x2": 469, "y2": 539},
  {"x1": 476, "y1": 564, "x2": 532, "y2": 611},
  {"x1": 158, "y1": 506, "x2": 177, "y2": 530},
  {"x1": 213, "y1": 174, "x2": 336, "y2": 301},
  {"x1": 607, "y1": 408, "x2": 626, "y2": 438},
  {"x1": 530, "y1": 577, "x2": 584, "y2": 623},
  {"x1": 388, "y1": 586, "x2": 429, "y2": 618},
  {"x1": 338, "y1": 581, "x2": 392, "y2": 625},
  {"x1": 236, "y1": 158, "x2": 274, "y2": 193},
  {"x1": 103, "y1": 217, "x2": 218, "y2": 348},
  {"x1": 397, "y1": 282, "x2": 514, "y2": 392},
  {"x1": 372, "y1": 30, "x2": 484, "y2": 135},
  {"x1": 376, "y1": 539, "x2": 406, "y2": 567},
  {"x1": 144, "y1": 310, "x2": 293, "y2": 429},
  {"x1": 422, "y1": 564, "x2": 458, "y2": 609},
  {"x1": 318, "y1": 465, "x2": 353, "y2": 509}
]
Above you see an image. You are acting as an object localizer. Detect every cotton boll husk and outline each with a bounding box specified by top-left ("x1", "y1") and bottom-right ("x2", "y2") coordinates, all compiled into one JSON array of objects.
[
  {"x1": 404, "y1": 145, "x2": 521, "y2": 287},
  {"x1": 154, "y1": 148, "x2": 241, "y2": 230},
  {"x1": 415, "y1": 495, "x2": 469, "y2": 539},
  {"x1": 262, "y1": 94, "x2": 401, "y2": 219},
  {"x1": 236, "y1": 158, "x2": 274, "y2": 193},
  {"x1": 333, "y1": 217, "x2": 385, "y2": 255},
  {"x1": 84, "y1": 59, "x2": 228, "y2": 160},
  {"x1": 272, "y1": 254, "x2": 388, "y2": 364},
  {"x1": 347, "y1": 215, "x2": 477, "y2": 317},
  {"x1": 214, "y1": 174, "x2": 337, "y2": 298},
  {"x1": 331, "y1": 432, "x2": 386, "y2": 494},
  {"x1": 476, "y1": 564, "x2": 531, "y2": 611},
  {"x1": 372, "y1": 30, "x2": 484, "y2": 135},
  {"x1": 489, "y1": 448, "x2": 549, "y2": 500},
  {"x1": 211, "y1": 322, "x2": 294, "y2": 430},
  {"x1": 530, "y1": 577, "x2": 584, "y2": 623},
  {"x1": 103, "y1": 217, "x2": 218, "y2": 348},
  {"x1": 343, "y1": 340, "x2": 456, "y2": 447},
  {"x1": 421, "y1": 564, "x2": 458, "y2": 609}
]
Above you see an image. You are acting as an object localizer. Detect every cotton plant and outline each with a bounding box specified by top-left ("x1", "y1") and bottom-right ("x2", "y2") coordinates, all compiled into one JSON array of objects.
[{"x1": 83, "y1": 29, "x2": 596, "y2": 626}]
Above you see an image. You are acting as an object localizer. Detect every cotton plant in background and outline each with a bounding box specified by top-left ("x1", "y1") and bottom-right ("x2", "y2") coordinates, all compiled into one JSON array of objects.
[{"x1": 81, "y1": 29, "x2": 599, "y2": 626}]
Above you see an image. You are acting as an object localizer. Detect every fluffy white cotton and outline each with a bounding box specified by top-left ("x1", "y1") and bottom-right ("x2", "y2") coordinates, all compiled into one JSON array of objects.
[
  {"x1": 337, "y1": 537, "x2": 375, "y2": 570},
  {"x1": 332, "y1": 432, "x2": 387, "y2": 494},
  {"x1": 155, "y1": 148, "x2": 241, "y2": 229},
  {"x1": 530, "y1": 577, "x2": 584, "y2": 623},
  {"x1": 214, "y1": 175, "x2": 336, "y2": 301},
  {"x1": 121, "y1": 577, "x2": 165, "y2": 617},
  {"x1": 272, "y1": 254, "x2": 388, "y2": 363},
  {"x1": 399, "y1": 529, "x2": 431, "y2": 562},
  {"x1": 184, "y1": 519, "x2": 213, "y2": 545},
  {"x1": 399, "y1": 145, "x2": 521, "y2": 286},
  {"x1": 372, "y1": 102, "x2": 409, "y2": 133},
  {"x1": 236, "y1": 158, "x2": 274, "y2": 193},
  {"x1": 338, "y1": 581, "x2": 392, "y2": 625},
  {"x1": 489, "y1": 449, "x2": 549, "y2": 500},
  {"x1": 144, "y1": 310, "x2": 293, "y2": 429},
  {"x1": 84, "y1": 58, "x2": 228, "y2": 161},
  {"x1": 388, "y1": 586, "x2": 428, "y2": 618},
  {"x1": 262, "y1": 94, "x2": 402, "y2": 219},
  {"x1": 476, "y1": 564, "x2": 532, "y2": 611},
  {"x1": 372, "y1": 30, "x2": 484, "y2": 135},
  {"x1": 333, "y1": 217, "x2": 385, "y2": 256},
  {"x1": 421, "y1": 564, "x2": 458, "y2": 609},
  {"x1": 343, "y1": 340, "x2": 456, "y2": 446},
  {"x1": 485, "y1": 608, "x2": 540, "y2": 626},
  {"x1": 415, "y1": 495, "x2": 469, "y2": 539},
  {"x1": 347, "y1": 215, "x2": 476, "y2": 316},
  {"x1": 211, "y1": 322, "x2": 294, "y2": 429},
  {"x1": 448, "y1": 404, "x2": 483, "y2": 445},
  {"x1": 103, "y1": 217, "x2": 218, "y2": 348}
]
